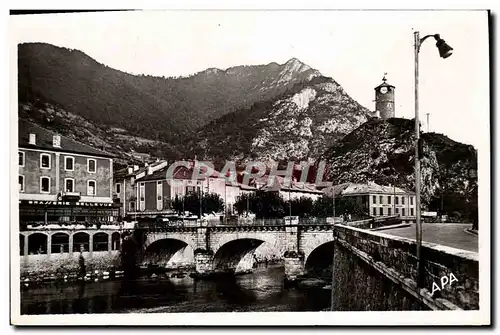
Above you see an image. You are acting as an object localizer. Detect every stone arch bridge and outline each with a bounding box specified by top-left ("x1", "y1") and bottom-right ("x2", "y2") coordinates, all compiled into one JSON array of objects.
[{"x1": 139, "y1": 221, "x2": 337, "y2": 282}]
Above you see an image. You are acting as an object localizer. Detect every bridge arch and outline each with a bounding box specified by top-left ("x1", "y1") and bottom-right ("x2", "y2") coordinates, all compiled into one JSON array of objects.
[
  {"x1": 143, "y1": 232, "x2": 196, "y2": 251},
  {"x1": 212, "y1": 238, "x2": 264, "y2": 274},
  {"x1": 304, "y1": 240, "x2": 336, "y2": 280},
  {"x1": 143, "y1": 238, "x2": 194, "y2": 268},
  {"x1": 301, "y1": 231, "x2": 335, "y2": 264},
  {"x1": 210, "y1": 230, "x2": 285, "y2": 274}
]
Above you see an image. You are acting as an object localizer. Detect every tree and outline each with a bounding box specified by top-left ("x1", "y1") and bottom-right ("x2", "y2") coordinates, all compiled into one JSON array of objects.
[
  {"x1": 172, "y1": 192, "x2": 224, "y2": 217},
  {"x1": 289, "y1": 197, "x2": 314, "y2": 218},
  {"x1": 312, "y1": 196, "x2": 368, "y2": 219},
  {"x1": 234, "y1": 191, "x2": 287, "y2": 218},
  {"x1": 312, "y1": 196, "x2": 334, "y2": 218}
]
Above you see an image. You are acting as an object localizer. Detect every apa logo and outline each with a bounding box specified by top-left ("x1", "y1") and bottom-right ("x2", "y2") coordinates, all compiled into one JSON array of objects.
[{"x1": 431, "y1": 272, "x2": 458, "y2": 295}]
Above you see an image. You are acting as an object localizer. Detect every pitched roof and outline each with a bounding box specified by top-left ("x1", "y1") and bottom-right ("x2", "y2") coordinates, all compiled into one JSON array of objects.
[
  {"x1": 18, "y1": 120, "x2": 114, "y2": 158},
  {"x1": 258, "y1": 175, "x2": 322, "y2": 194},
  {"x1": 323, "y1": 182, "x2": 414, "y2": 196},
  {"x1": 141, "y1": 167, "x2": 168, "y2": 181}
]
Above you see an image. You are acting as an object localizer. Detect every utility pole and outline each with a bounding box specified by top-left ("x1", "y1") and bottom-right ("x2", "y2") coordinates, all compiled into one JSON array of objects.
[
  {"x1": 393, "y1": 179, "x2": 396, "y2": 215},
  {"x1": 426, "y1": 113, "x2": 430, "y2": 132},
  {"x1": 246, "y1": 193, "x2": 249, "y2": 217},
  {"x1": 332, "y1": 186, "x2": 336, "y2": 223},
  {"x1": 224, "y1": 182, "x2": 227, "y2": 225}
]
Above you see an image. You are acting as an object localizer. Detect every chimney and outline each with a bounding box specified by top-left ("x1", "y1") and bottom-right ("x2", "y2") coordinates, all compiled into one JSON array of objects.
[
  {"x1": 133, "y1": 165, "x2": 139, "y2": 172},
  {"x1": 127, "y1": 167, "x2": 133, "y2": 174},
  {"x1": 147, "y1": 166, "x2": 153, "y2": 175},
  {"x1": 52, "y1": 134, "x2": 61, "y2": 148},
  {"x1": 29, "y1": 133, "x2": 36, "y2": 145}
]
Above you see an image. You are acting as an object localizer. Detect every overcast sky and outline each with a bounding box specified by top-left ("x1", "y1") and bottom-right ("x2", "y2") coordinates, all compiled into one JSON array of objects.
[{"x1": 11, "y1": 10, "x2": 489, "y2": 149}]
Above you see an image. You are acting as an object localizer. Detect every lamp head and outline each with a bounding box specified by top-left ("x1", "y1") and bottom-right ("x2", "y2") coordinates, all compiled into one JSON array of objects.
[{"x1": 434, "y1": 34, "x2": 453, "y2": 59}]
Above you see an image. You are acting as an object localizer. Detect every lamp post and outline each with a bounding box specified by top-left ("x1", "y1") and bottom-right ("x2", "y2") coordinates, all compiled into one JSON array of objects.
[{"x1": 414, "y1": 31, "x2": 453, "y2": 287}]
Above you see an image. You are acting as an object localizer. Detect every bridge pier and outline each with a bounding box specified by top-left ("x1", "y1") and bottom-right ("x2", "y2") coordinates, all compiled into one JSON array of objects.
[
  {"x1": 284, "y1": 251, "x2": 305, "y2": 283},
  {"x1": 193, "y1": 249, "x2": 214, "y2": 278},
  {"x1": 283, "y1": 217, "x2": 305, "y2": 283}
]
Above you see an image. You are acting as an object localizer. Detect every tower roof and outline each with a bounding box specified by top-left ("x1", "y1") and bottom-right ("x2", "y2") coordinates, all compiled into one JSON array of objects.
[{"x1": 374, "y1": 74, "x2": 395, "y2": 90}]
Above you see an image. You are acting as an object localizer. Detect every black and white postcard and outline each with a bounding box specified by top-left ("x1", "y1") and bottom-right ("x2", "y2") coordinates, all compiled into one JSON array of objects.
[{"x1": 9, "y1": 8, "x2": 491, "y2": 326}]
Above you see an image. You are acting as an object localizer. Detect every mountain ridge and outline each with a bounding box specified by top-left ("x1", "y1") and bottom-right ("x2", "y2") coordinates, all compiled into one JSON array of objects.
[{"x1": 18, "y1": 42, "x2": 323, "y2": 144}]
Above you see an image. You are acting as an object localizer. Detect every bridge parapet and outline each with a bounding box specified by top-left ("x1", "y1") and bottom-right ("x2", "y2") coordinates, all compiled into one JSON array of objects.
[{"x1": 332, "y1": 224, "x2": 479, "y2": 310}]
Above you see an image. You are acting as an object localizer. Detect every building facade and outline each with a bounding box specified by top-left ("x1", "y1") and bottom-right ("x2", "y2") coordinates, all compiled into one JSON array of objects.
[
  {"x1": 118, "y1": 162, "x2": 257, "y2": 217},
  {"x1": 18, "y1": 120, "x2": 119, "y2": 225},
  {"x1": 324, "y1": 182, "x2": 416, "y2": 218},
  {"x1": 114, "y1": 160, "x2": 169, "y2": 216}
]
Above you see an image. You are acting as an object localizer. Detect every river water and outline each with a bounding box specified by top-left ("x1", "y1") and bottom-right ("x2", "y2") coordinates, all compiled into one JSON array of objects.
[{"x1": 21, "y1": 265, "x2": 331, "y2": 314}]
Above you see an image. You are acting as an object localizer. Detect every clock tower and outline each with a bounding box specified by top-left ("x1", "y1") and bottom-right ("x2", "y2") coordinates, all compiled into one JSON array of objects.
[{"x1": 374, "y1": 74, "x2": 395, "y2": 120}]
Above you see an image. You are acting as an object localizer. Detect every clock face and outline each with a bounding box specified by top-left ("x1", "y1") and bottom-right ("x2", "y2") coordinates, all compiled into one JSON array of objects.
[{"x1": 380, "y1": 87, "x2": 388, "y2": 94}]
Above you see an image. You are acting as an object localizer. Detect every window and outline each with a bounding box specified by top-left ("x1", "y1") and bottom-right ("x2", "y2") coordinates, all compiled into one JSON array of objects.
[
  {"x1": 40, "y1": 177, "x2": 50, "y2": 193},
  {"x1": 410, "y1": 208, "x2": 414, "y2": 216},
  {"x1": 379, "y1": 207, "x2": 384, "y2": 216},
  {"x1": 19, "y1": 175, "x2": 24, "y2": 192},
  {"x1": 87, "y1": 180, "x2": 96, "y2": 196},
  {"x1": 65, "y1": 156, "x2": 74, "y2": 171},
  {"x1": 373, "y1": 208, "x2": 377, "y2": 216},
  {"x1": 87, "y1": 159, "x2": 97, "y2": 173},
  {"x1": 139, "y1": 183, "x2": 145, "y2": 201},
  {"x1": 410, "y1": 197, "x2": 414, "y2": 205},
  {"x1": 388, "y1": 196, "x2": 391, "y2": 204},
  {"x1": 64, "y1": 178, "x2": 75, "y2": 192},
  {"x1": 402, "y1": 208, "x2": 405, "y2": 216},
  {"x1": 116, "y1": 183, "x2": 121, "y2": 194},
  {"x1": 372, "y1": 195, "x2": 376, "y2": 204},
  {"x1": 40, "y1": 153, "x2": 51, "y2": 169},
  {"x1": 388, "y1": 208, "x2": 391, "y2": 216},
  {"x1": 19, "y1": 152, "x2": 25, "y2": 167},
  {"x1": 395, "y1": 196, "x2": 399, "y2": 205},
  {"x1": 395, "y1": 208, "x2": 399, "y2": 214},
  {"x1": 379, "y1": 196, "x2": 383, "y2": 204},
  {"x1": 402, "y1": 196, "x2": 405, "y2": 205}
]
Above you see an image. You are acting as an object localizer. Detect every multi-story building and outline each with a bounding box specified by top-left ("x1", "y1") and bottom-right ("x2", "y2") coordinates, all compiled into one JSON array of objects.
[
  {"x1": 323, "y1": 182, "x2": 416, "y2": 218},
  {"x1": 18, "y1": 120, "x2": 119, "y2": 224},
  {"x1": 121, "y1": 162, "x2": 258, "y2": 217},
  {"x1": 113, "y1": 160, "x2": 169, "y2": 216}
]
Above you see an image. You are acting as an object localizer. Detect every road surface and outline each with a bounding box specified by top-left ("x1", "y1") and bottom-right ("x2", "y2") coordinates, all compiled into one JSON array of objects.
[{"x1": 381, "y1": 223, "x2": 478, "y2": 252}]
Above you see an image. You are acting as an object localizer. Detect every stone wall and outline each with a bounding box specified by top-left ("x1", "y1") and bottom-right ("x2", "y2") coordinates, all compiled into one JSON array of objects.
[
  {"x1": 332, "y1": 224, "x2": 479, "y2": 311},
  {"x1": 20, "y1": 251, "x2": 121, "y2": 281}
]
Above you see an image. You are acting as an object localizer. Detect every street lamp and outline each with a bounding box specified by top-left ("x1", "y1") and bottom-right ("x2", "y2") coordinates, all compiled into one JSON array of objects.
[{"x1": 414, "y1": 32, "x2": 453, "y2": 287}]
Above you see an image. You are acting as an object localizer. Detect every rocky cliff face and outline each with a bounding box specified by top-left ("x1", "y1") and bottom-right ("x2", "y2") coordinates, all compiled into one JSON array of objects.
[
  {"x1": 322, "y1": 118, "x2": 477, "y2": 207},
  {"x1": 191, "y1": 76, "x2": 371, "y2": 162}
]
